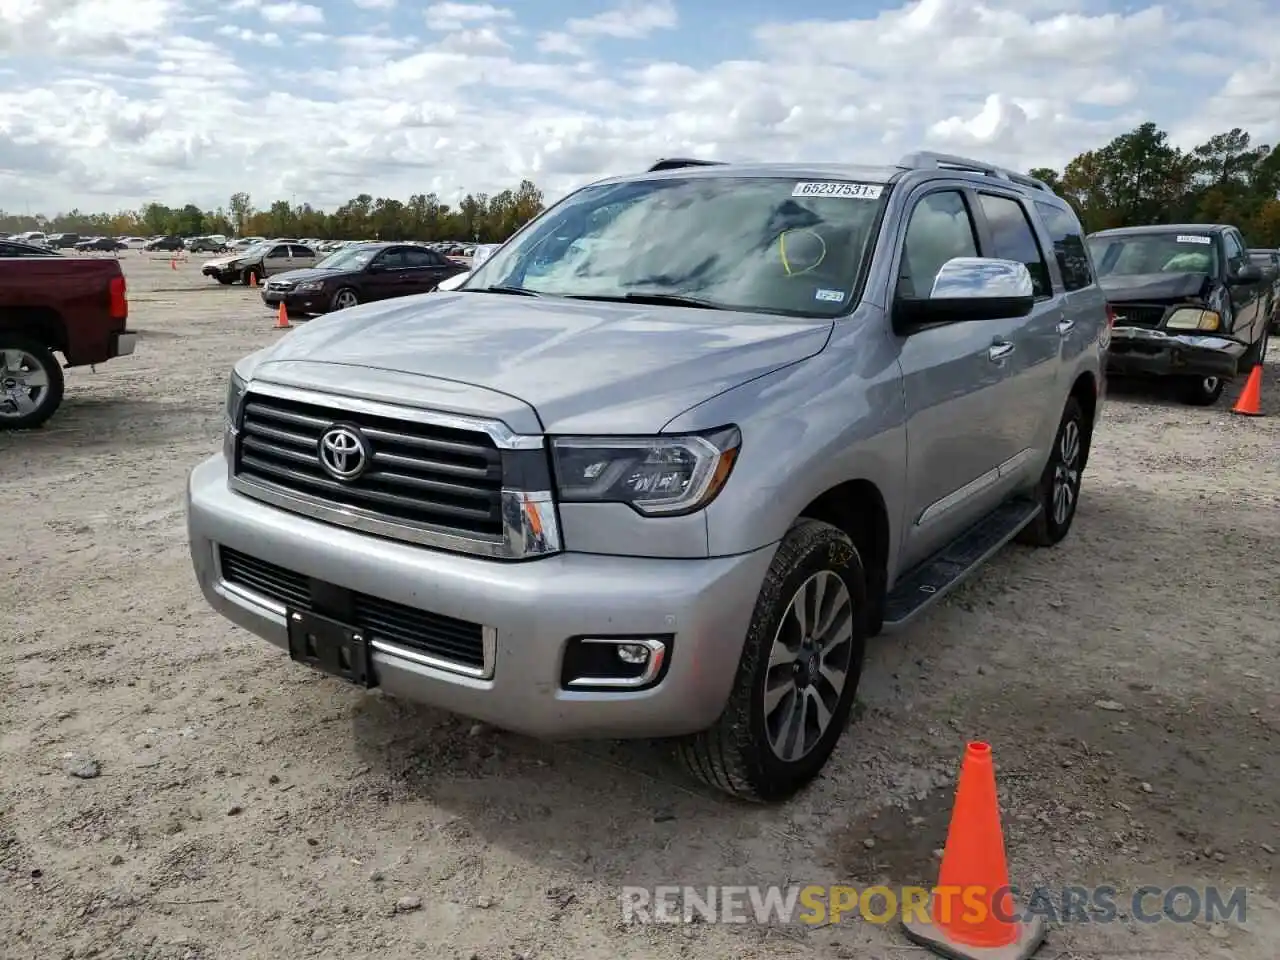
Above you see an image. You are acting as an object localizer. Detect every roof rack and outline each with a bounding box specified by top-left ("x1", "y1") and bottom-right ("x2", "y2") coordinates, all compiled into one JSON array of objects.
[
  {"x1": 646, "y1": 158, "x2": 727, "y2": 172},
  {"x1": 896, "y1": 151, "x2": 1053, "y2": 193}
]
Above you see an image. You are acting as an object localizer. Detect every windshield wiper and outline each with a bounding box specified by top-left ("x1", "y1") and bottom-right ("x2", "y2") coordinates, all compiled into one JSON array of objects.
[
  {"x1": 566, "y1": 292, "x2": 725, "y2": 310},
  {"x1": 472, "y1": 284, "x2": 541, "y2": 297}
]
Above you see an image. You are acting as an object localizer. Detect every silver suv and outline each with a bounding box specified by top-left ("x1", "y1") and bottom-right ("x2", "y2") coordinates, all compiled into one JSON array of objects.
[{"x1": 187, "y1": 152, "x2": 1108, "y2": 802}]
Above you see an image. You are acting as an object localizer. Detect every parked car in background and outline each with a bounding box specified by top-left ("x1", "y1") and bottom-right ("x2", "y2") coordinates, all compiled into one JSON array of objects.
[
  {"x1": 261, "y1": 241, "x2": 469, "y2": 316},
  {"x1": 1247, "y1": 248, "x2": 1280, "y2": 333},
  {"x1": 187, "y1": 236, "x2": 228, "y2": 253},
  {"x1": 1087, "y1": 224, "x2": 1271, "y2": 405},
  {"x1": 144, "y1": 235, "x2": 185, "y2": 252},
  {"x1": 0, "y1": 241, "x2": 134, "y2": 428},
  {"x1": 75, "y1": 237, "x2": 128, "y2": 252},
  {"x1": 201, "y1": 241, "x2": 317, "y2": 285},
  {"x1": 46, "y1": 233, "x2": 81, "y2": 249},
  {"x1": 189, "y1": 151, "x2": 1108, "y2": 802}
]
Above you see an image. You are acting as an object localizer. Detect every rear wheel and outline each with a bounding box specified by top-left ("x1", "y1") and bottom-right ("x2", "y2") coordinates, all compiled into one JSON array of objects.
[
  {"x1": 0, "y1": 336, "x2": 65, "y2": 430},
  {"x1": 1176, "y1": 375, "x2": 1226, "y2": 406},
  {"x1": 1017, "y1": 396, "x2": 1086, "y2": 547},
  {"x1": 676, "y1": 518, "x2": 867, "y2": 802}
]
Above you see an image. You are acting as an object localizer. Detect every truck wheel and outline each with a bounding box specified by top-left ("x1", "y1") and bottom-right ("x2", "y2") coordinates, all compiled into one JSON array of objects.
[
  {"x1": 1176, "y1": 375, "x2": 1226, "y2": 406},
  {"x1": 676, "y1": 519, "x2": 867, "y2": 802},
  {"x1": 1017, "y1": 396, "x2": 1086, "y2": 547},
  {"x1": 0, "y1": 336, "x2": 65, "y2": 430}
]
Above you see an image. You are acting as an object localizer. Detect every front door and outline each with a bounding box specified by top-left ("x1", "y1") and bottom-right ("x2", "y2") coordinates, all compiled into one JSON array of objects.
[
  {"x1": 891, "y1": 186, "x2": 1034, "y2": 570},
  {"x1": 263, "y1": 244, "x2": 292, "y2": 277}
]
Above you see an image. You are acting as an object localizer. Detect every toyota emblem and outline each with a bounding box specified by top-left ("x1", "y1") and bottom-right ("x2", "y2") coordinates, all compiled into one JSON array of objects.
[{"x1": 318, "y1": 424, "x2": 370, "y2": 480}]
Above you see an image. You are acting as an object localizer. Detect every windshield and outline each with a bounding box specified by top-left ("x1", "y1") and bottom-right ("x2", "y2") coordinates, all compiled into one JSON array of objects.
[
  {"x1": 237, "y1": 242, "x2": 271, "y2": 258},
  {"x1": 1087, "y1": 233, "x2": 1219, "y2": 278},
  {"x1": 464, "y1": 176, "x2": 887, "y2": 317},
  {"x1": 316, "y1": 246, "x2": 377, "y2": 270}
]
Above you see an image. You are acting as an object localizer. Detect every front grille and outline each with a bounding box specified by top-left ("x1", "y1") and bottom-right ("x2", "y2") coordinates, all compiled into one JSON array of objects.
[
  {"x1": 218, "y1": 547, "x2": 487, "y2": 670},
  {"x1": 1110, "y1": 303, "x2": 1168, "y2": 329},
  {"x1": 234, "y1": 391, "x2": 504, "y2": 538}
]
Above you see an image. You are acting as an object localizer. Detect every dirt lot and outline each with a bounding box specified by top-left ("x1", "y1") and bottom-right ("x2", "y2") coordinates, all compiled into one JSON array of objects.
[{"x1": 2, "y1": 253, "x2": 1278, "y2": 960}]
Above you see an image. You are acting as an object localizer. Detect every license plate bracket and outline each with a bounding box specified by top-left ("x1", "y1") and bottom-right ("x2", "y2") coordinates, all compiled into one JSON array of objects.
[{"x1": 286, "y1": 608, "x2": 375, "y2": 687}]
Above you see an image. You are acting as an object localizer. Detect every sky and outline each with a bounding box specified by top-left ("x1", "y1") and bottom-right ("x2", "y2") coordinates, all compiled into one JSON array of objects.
[{"x1": 1, "y1": 0, "x2": 1278, "y2": 216}]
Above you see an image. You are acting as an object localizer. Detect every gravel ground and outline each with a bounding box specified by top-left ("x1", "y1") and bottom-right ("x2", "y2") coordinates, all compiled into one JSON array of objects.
[{"x1": 2, "y1": 253, "x2": 1278, "y2": 960}]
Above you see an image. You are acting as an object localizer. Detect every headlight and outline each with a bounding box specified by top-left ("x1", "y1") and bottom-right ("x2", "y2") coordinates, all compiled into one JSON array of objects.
[
  {"x1": 295, "y1": 281, "x2": 323, "y2": 292},
  {"x1": 550, "y1": 426, "x2": 740, "y2": 516},
  {"x1": 225, "y1": 369, "x2": 248, "y2": 429},
  {"x1": 1165, "y1": 308, "x2": 1220, "y2": 331}
]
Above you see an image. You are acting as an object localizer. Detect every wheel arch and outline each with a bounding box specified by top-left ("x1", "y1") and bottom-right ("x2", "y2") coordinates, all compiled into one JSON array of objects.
[
  {"x1": 0, "y1": 307, "x2": 69, "y2": 356},
  {"x1": 1069, "y1": 370, "x2": 1098, "y2": 469},
  {"x1": 796, "y1": 479, "x2": 891, "y2": 635}
]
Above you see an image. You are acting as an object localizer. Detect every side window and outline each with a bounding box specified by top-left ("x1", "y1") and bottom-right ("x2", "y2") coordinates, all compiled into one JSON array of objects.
[
  {"x1": 374, "y1": 250, "x2": 406, "y2": 269},
  {"x1": 290, "y1": 245, "x2": 313, "y2": 258},
  {"x1": 897, "y1": 191, "x2": 979, "y2": 299},
  {"x1": 1223, "y1": 231, "x2": 1245, "y2": 269},
  {"x1": 977, "y1": 194, "x2": 1052, "y2": 298},
  {"x1": 401, "y1": 247, "x2": 436, "y2": 268},
  {"x1": 267, "y1": 244, "x2": 290, "y2": 258},
  {"x1": 1034, "y1": 201, "x2": 1093, "y2": 292}
]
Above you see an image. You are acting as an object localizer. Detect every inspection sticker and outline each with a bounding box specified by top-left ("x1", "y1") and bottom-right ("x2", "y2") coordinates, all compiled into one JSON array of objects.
[
  {"x1": 814, "y1": 288, "x2": 846, "y2": 302},
  {"x1": 792, "y1": 181, "x2": 884, "y2": 200},
  {"x1": 1176, "y1": 234, "x2": 1211, "y2": 244}
]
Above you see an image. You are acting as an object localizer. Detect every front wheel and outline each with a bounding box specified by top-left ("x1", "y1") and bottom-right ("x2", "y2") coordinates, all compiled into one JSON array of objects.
[
  {"x1": 242, "y1": 268, "x2": 261, "y2": 286},
  {"x1": 216, "y1": 276, "x2": 233, "y2": 286},
  {"x1": 676, "y1": 519, "x2": 868, "y2": 802},
  {"x1": 1176, "y1": 375, "x2": 1226, "y2": 407},
  {"x1": 0, "y1": 336, "x2": 66, "y2": 430},
  {"x1": 331, "y1": 287, "x2": 359, "y2": 311},
  {"x1": 1017, "y1": 395, "x2": 1087, "y2": 547}
]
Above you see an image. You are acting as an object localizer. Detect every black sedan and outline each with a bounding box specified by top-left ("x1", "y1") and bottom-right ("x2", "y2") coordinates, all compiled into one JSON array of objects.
[
  {"x1": 260, "y1": 242, "x2": 469, "y2": 316},
  {"x1": 75, "y1": 237, "x2": 128, "y2": 252}
]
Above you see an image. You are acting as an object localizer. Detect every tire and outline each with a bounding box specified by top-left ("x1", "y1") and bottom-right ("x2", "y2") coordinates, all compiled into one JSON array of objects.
[
  {"x1": 1017, "y1": 395, "x2": 1087, "y2": 547},
  {"x1": 216, "y1": 276, "x2": 233, "y2": 286},
  {"x1": 242, "y1": 267, "x2": 261, "y2": 286},
  {"x1": 0, "y1": 335, "x2": 66, "y2": 430},
  {"x1": 331, "y1": 287, "x2": 359, "y2": 311},
  {"x1": 676, "y1": 518, "x2": 868, "y2": 802},
  {"x1": 1176, "y1": 375, "x2": 1226, "y2": 406}
]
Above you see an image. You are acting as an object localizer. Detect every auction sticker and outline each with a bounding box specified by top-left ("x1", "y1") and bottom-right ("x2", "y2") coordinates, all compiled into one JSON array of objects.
[
  {"x1": 1175, "y1": 235, "x2": 1211, "y2": 244},
  {"x1": 792, "y1": 181, "x2": 884, "y2": 200}
]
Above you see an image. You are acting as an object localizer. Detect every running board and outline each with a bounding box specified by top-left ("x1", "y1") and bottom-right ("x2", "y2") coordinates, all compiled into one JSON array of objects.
[{"x1": 881, "y1": 497, "x2": 1041, "y2": 630}]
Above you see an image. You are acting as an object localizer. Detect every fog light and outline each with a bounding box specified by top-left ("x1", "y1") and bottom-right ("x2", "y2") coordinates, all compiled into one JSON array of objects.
[
  {"x1": 617, "y1": 643, "x2": 651, "y2": 665},
  {"x1": 561, "y1": 635, "x2": 672, "y2": 690}
]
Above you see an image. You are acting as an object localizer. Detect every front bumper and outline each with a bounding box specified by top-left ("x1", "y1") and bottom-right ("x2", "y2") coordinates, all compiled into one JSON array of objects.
[
  {"x1": 186, "y1": 454, "x2": 774, "y2": 740},
  {"x1": 261, "y1": 288, "x2": 327, "y2": 314},
  {"x1": 1105, "y1": 327, "x2": 1246, "y2": 379}
]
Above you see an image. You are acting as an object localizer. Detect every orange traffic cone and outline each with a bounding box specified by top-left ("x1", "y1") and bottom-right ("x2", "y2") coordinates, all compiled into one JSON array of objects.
[
  {"x1": 248, "y1": 273, "x2": 257, "y2": 287},
  {"x1": 170, "y1": 257, "x2": 177, "y2": 270},
  {"x1": 1231, "y1": 364, "x2": 1263, "y2": 416},
  {"x1": 901, "y1": 742, "x2": 1046, "y2": 959},
  {"x1": 275, "y1": 302, "x2": 291, "y2": 329}
]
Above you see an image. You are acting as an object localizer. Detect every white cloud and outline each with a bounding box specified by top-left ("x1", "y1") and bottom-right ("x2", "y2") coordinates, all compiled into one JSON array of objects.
[
  {"x1": 259, "y1": 2, "x2": 324, "y2": 25},
  {"x1": 3, "y1": 0, "x2": 1279, "y2": 217},
  {"x1": 565, "y1": 0, "x2": 677, "y2": 39},
  {"x1": 353, "y1": 0, "x2": 396, "y2": 8},
  {"x1": 425, "y1": 2, "x2": 512, "y2": 31}
]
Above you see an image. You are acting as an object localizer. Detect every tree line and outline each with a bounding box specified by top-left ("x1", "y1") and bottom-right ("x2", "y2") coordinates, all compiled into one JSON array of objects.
[
  {"x1": 0, "y1": 180, "x2": 547, "y2": 244},
  {"x1": 4, "y1": 124, "x2": 1279, "y2": 246},
  {"x1": 1030, "y1": 124, "x2": 1280, "y2": 246}
]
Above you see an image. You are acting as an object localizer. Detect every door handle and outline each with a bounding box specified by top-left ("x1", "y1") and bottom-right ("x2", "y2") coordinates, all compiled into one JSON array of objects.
[
  {"x1": 988, "y1": 341, "x2": 1015, "y2": 362},
  {"x1": 1057, "y1": 317, "x2": 1075, "y2": 335}
]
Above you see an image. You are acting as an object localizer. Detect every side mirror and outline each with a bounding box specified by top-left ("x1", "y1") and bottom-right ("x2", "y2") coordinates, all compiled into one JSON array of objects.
[
  {"x1": 1229, "y1": 262, "x2": 1262, "y2": 284},
  {"x1": 894, "y1": 257, "x2": 1036, "y2": 330}
]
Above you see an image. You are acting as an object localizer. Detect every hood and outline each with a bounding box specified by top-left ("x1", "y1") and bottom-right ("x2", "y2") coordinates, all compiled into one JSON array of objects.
[
  {"x1": 266, "y1": 267, "x2": 347, "y2": 285},
  {"x1": 249, "y1": 292, "x2": 832, "y2": 433},
  {"x1": 204, "y1": 255, "x2": 243, "y2": 268},
  {"x1": 1100, "y1": 271, "x2": 1211, "y2": 302}
]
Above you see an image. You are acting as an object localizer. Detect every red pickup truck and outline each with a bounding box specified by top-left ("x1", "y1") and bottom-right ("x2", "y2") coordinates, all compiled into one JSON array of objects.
[{"x1": 0, "y1": 240, "x2": 136, "y2": 429}]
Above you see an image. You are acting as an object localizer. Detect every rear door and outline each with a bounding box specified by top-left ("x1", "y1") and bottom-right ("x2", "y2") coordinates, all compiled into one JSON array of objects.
[
  {"x1": 289, "y1": 244, "x2": 317, "y2": 268},
  {"x1": 893, "y1": 185, "x2": 1030, "y2": 569},
  {"x1": 968, "y1": 191, "x2": 1065, "y2": 489},
  {"x1": 401, "y1": 246, "x2": 452, "y2": 292}
]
